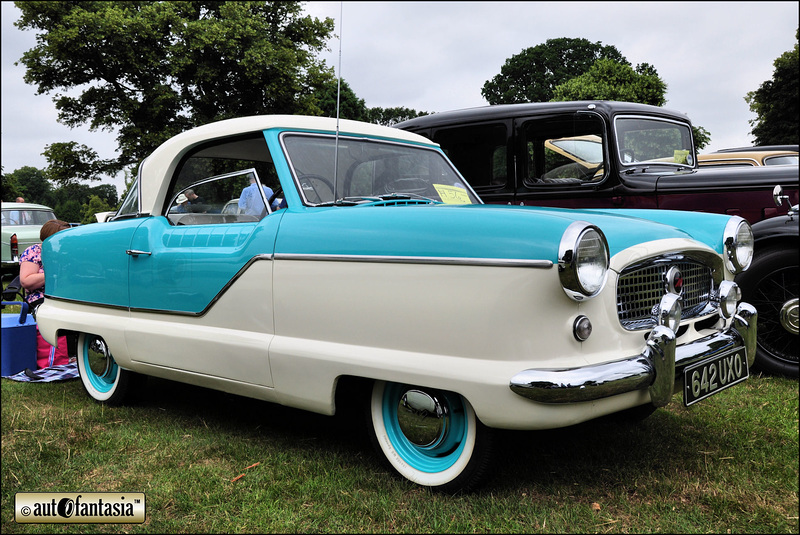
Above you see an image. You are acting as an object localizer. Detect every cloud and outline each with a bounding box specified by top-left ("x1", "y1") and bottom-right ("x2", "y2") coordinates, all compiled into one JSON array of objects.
[{"x1": 2, "y1": 0, "x2": 798, "y2": 193}]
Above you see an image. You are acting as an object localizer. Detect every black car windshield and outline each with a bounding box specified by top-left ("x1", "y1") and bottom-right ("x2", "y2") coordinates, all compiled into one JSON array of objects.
[
  {"x1": 281, "y1": 133, "x2": 481, "y2": 206},
  {"x1": 614, "y1": 116, "x2": 695, "y2": 168}
]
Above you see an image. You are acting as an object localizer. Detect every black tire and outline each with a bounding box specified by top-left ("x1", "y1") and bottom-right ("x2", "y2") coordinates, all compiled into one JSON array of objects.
[
  {"x1": 76, "y1": 333, "x2": 146, "y2": 405},
  {"x1": 736, "y1": 247, "x2": 798, "y2": 378},
  {"x1": 367, "y1": 380, "x2": 494, "y2": 494}
]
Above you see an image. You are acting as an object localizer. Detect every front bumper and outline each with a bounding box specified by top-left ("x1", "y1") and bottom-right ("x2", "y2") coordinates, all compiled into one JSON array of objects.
[{"x1": 509, "y1": 302, "x2": 757, "y2": 407}]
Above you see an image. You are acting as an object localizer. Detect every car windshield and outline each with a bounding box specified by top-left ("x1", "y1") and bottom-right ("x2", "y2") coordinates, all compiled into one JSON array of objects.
[
  {"x1": 1, "y1": 209, "x2": 56, "y2": 226},
  {"x1": 548, "y1": 135, "x2": 603, "y2": 164},
  {"x1": 281, "y1": 133, "x2": 480, "y2": 206},
  {"x1": 614, "y1": 117, "x2": 695, "y2": 168}
]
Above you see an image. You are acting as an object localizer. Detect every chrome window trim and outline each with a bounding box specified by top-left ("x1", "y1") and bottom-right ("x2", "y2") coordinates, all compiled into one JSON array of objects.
[
  {"x1": 278, "y1": 131, "x2": 480, "y2": 207},
  {"x1": 613, "y1": 114, "x2": 696, "y2": 169}
]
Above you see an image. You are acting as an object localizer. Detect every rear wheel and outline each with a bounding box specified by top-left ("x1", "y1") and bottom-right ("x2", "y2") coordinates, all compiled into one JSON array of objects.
[
  {"x1": 76, "y1": 333, "x2": 145, "y2": 405},
  {"x1": 368, "y1": 381, "x2": 493, "y2": 494},
  {"x1": 736, "y1": 247, "x2": 799, "y2": 377}
]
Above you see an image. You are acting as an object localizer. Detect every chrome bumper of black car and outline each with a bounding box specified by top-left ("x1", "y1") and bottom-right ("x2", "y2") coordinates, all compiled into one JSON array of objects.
[{"x1": 509, "y1": 303, "x2": 757, "y2": 407}]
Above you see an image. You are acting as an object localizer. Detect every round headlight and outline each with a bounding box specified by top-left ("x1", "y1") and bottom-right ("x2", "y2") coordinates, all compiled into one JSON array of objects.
[
  {"x1": 723, "y1": 217, "x2": 754, "y2": 273},
  {"x1": 559, "y1": 222, "x2": 609, "y2": 301}
]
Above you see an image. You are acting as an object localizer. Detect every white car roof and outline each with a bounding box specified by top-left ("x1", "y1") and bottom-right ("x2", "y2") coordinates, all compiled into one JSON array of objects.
[{"x1": 138, "y1": 115, "x2": 437, "y2": 214}]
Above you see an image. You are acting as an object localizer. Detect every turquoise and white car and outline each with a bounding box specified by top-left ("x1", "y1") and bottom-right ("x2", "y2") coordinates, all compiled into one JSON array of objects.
[{"x1": 37, "y1": 115, "x2": 757, "y2": 493}]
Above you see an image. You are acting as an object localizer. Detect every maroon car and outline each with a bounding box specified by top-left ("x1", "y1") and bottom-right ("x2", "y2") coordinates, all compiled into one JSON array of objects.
[{"x1": 397, "y1": 101, "x2": 799, "y2": 377}]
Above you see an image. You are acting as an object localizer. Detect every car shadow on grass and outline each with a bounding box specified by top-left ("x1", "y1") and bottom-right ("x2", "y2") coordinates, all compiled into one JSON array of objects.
[{"x1": 122, "y1": 376, "x2": 725, "y2": 494}]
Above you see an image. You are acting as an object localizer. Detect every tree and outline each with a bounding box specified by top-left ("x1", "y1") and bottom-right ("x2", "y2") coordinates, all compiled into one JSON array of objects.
[
  {"x1": 81, "y1": 195, "x2": 114, "y2": 225},
  {"x1": 366, "y1": 107, "x2": 430, "y2": 127},
  {"x1": 14, "y1": 1, "x2": 335, "y2": 180},
  {"x1": 481, "y1": 37, "x2": 629, "y2": 104},
  {"x1": 2, "y1": 166, "x2": 52, "y2": 205},
  {"x1": 314, "y1": 78, "x2": 369, "y2": 121},
  {"x1": 745, "y1": 29, "x2": 799, "y2": 145},
  {"x1": 551, "y1": 59, "x2": 667, "y2": 106}
]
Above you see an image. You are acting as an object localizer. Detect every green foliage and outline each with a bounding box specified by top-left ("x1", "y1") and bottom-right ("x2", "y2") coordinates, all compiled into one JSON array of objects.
[
  {"x1": 313, "y1": 78, "x2": 369, "y2": 121},
  {"x1": 42, "y1": 142, "x2": 112, "y2": 188},
  {"x1": 551, "y1": 59, "x2": 667, "y2": 106},
  {"x1": 745, "y1": 29, "x2": 799, "y2": 145},
  {"x1": 2, "y1": 166, "x2": 51, "y2": 204},
  {"x1": 14, "y1": 0, "x2": 335, "y2": 179},
  {"x1": 692, "y1": 125, "x2": 711, "y2": 152},
  {"x1": 81, "y1": 194, "x2": 113, "y2": 224},
  {"x1": 366, "y1": 106, "x2": 430, "y2": 126},
  {"x1": 481, "y1": 37, "x2": 629, "y2": 104}
]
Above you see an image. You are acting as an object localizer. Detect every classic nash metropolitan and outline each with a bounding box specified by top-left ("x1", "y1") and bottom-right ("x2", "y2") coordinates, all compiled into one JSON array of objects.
[{"x1": 36, "y1": 115, "x2": 757, "y2": 493}]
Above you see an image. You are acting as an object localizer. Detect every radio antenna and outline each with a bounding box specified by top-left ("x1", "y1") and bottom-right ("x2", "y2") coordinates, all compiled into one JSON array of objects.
[{"x1": 333, "y1": 1, "x2": 343, "y2": 202}]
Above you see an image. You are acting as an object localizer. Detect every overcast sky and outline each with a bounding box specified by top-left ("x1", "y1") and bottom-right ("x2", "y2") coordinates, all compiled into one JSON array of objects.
[{"x1": 2, "y1": 1, "x2": 798, "y2": 196}]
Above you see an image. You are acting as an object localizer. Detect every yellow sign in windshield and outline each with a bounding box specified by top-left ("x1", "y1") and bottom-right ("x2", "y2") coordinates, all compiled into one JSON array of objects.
[{"x1": 433, "y1": 184, "x2": 472, "y2": 204}]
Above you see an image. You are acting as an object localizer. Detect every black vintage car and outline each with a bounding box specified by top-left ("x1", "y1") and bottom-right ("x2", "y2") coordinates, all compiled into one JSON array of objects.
[{"x1": 397, "y1": 101, "x2": 799, "y2": 377}]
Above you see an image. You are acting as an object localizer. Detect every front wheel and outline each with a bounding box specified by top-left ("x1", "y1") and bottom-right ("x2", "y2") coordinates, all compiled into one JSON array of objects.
[
  {"x1": 368, "y1": 381, "x2": 493, "y2": 494},
  {"x1": 76, "y1": 333, "x2": 145, "y2": 405},
  {"x1": 736, "y1": 247, "x2": 799, "y2": 378}
]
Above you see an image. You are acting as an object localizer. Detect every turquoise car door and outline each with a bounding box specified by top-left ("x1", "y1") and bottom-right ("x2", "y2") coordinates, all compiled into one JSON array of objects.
[{"x1": 125, "y1": 214, "x2": 281, "y2": 386}]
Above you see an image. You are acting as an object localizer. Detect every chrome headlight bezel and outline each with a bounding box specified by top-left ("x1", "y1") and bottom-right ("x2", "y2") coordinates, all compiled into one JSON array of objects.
[
  {"x1": 558, "y1": 222, "x2": 610, "y2": 301},
  {"x1": 723, "y1": 217, "x2": 754, "y2": 274}
]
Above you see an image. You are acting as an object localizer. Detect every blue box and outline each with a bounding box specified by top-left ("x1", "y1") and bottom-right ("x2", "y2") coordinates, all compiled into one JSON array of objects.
[{"x1": 1, "y1": 301, "x2": 38, "y2": 376}]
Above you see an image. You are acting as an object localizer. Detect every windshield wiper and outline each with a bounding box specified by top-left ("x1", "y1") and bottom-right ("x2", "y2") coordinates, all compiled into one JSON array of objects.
[
  {"x1": 377, "y1": 193, "x2": 438, "y2": 203},
  {"x1": 315, "y1": 196, "x2": 381, "y2": 207},
  {"x1": 623, "y1": 162, "x2": 692, "y2": 174}
]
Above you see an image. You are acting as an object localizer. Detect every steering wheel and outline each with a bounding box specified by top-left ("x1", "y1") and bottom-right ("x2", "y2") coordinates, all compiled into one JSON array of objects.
[
  {"x1": 299, "y1": 174, "x2": 335, "y2": 203},
  {"x1": 382, "y1": 177, "x2": 430, "y2": 195},
  {"x1": 268, "y1": 185, "x2": 283, "y2": 207}
]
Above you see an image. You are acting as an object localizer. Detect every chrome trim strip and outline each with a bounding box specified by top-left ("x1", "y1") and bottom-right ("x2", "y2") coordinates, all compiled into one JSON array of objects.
[
  {"x1": 509, "y1": 302, "x2": 757, "y2": 405},
  {"x1": 274, "y1": 253, "x2": 553, "y2": 268}
]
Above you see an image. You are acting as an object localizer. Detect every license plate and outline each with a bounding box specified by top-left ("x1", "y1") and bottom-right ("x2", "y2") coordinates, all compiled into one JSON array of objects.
[{"x1": 683, "y1": 348, "x2": 748, "y2": 406}]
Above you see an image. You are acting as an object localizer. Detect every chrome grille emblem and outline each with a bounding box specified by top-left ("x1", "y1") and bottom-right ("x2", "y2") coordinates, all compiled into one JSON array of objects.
[{"x1": 666, "y1": 266, "x2": 684, "y2": 295}]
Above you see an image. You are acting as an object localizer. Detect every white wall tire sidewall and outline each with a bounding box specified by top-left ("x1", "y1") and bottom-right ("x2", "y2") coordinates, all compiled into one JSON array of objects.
[
  {"x1": 370, "y1": 380, "x2": 477, "y2": 488},
  {"x1": 77, "y1": 333, "x2": 120, "y2": 402}
]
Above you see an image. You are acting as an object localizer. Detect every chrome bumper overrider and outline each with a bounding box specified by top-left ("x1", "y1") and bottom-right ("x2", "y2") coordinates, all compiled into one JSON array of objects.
[{"x1": 509, "y1": 303, "x2": 757, "y2": 407}]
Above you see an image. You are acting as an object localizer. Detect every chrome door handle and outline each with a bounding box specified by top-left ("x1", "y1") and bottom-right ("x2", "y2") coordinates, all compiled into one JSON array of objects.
[{"x1": 126, "y1": 249, "x2": 152, "y2": 257}]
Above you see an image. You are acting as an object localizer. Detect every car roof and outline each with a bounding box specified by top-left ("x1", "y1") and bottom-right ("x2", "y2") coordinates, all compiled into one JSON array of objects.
[
  {"x1": 714, "y1": 145, "x2": 799, "y2": 153},
  {"x1": 394, "y1": 101, "x2": 691, "y2": 130},
  {"x1": 1, "y1": 202, "x2": 54, "y2": 210},
  {"x1": 698, "y1": 150, "x2": 798, "y2": 164},
  {"x1": 137, "y1": 115, "x2": 440, "y2": 215}
]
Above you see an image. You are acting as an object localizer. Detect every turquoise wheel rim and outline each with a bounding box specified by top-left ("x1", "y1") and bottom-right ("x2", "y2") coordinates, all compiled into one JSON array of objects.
[
  {"x1": 81, "y1": 336, "x2": 119, "y2": 393},
  {"x1": 382, "y1": 383, "x2": 468, "y2": 473}
]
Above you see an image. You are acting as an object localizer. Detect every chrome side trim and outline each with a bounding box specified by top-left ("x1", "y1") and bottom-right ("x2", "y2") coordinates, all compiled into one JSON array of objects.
[
  {"x1": 274, "y1": 253, "x2": 553, "y2": 268},
  {"x1": 509, "y1": 302, "x2": 757, "y2": 405}
]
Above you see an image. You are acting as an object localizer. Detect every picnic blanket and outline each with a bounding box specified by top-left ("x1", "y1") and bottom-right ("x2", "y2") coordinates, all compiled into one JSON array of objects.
[{"x1": 2, "y1": 362, "x2": 79, "y2": 382}]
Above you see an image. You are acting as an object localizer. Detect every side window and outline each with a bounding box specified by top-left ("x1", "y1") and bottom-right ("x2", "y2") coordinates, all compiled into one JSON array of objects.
[
  {"x1": 522, "y1": 115, "x2": 606, "y2": 187},
  {"x1": 432, "y1": 123, "x2": 508, "y2": 191},
  {"x1": 165, "y1": 134, "x2": 282, "y2": 226}
]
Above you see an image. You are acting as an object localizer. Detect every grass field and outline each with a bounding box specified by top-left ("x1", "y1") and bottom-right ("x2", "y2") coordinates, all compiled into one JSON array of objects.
[{"x1": 1, "y1": 359, "x2": 797, "y2": 533}]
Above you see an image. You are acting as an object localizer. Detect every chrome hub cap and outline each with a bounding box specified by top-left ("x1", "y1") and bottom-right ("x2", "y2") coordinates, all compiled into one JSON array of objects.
[
  {"x1": 397, "y1": 389, "x2": 449, "y2": 447},
  {"x1": 780, "y1": 297, "x2": 799, "y2": 335}
]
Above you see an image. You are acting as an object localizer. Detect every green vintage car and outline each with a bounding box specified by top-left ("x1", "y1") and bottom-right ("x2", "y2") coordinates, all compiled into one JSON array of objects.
[{"x1": 1, "y1": 201, "x2": 57, "y2": 276}]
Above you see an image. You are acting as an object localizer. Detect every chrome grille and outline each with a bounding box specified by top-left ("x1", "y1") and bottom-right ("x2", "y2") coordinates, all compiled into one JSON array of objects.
[{"x1": 617, "y1": 260, "x2": 713, "y2": 330}]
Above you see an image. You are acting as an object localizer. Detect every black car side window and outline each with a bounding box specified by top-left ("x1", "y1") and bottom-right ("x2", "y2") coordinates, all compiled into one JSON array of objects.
[
  {"x1": 521, "y1": 115, "x2": 606, "y2": 188},
  {"x1": 432, "y1": 123, "x2": 509, "y2": 191}
]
